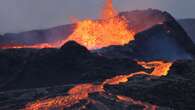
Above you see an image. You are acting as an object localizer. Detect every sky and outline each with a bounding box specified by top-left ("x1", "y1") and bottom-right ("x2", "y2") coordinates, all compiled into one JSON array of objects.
[{"x1": 0, "y1": 0, "x2": 194, "y2": 34}]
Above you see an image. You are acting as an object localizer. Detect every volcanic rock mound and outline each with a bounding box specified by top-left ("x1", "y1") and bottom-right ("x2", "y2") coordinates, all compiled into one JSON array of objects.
[
  {"x1": 96, "y1": 15, "x2": 195, "y2": 61},
  {"x1": 0, "y1": 41, "x2": 143, "y2": 91}
]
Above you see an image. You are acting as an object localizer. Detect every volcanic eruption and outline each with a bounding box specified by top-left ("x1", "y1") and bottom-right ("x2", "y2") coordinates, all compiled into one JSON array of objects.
[
  {"x1": 0, "y1": 0, "x2": 134, "y2": 50},
  {"x1": 63, "y1": 0, "x2": 134, "y2": 49},
  {"x1": 1, "y1": 0, "x2": 194, "y2": 110}
]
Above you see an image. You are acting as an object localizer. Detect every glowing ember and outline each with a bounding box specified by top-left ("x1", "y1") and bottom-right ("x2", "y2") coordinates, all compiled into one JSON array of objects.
[{"x1": 24, "y1": 61, "x2": 173, "y2": 110}]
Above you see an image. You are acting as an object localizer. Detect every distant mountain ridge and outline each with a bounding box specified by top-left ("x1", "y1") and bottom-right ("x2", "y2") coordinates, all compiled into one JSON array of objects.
[
  {"x1": 0, "y1": 9, "x2": 174, "y2": 46},
  {"x1": 119, "y1": 9, "x2": 173, "y2": 32},
  {"x1": 178, "y1": 18, "x2": 195, "y2": 43},
  {"x1": 0, "y1": 24, "x2": 75, "y2": 44}
]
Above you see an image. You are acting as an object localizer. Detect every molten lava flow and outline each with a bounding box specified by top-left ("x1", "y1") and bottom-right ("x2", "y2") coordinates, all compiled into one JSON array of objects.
[
  {"x1": 103, "y1": 71, "x2": 147, "y2": 85},
  {"x1": 24, "y1": 61, "x2": 173, "y2": 110},
  {"x1": 117, "y1": 95, "x2": 158, "y2": 110},
  {"x1": 137, "y1": 61, "x2": 173, "y2": 76},
  {"x1": 24, "y1": 84, "x2": 104, "y2": 110},
  {"x1": 103, "y1": 61, "x2": 173, "y2": 86},
  {"x1": 67, "y1": 83, "x2": 104, "y2": 95},
  {"x1": 62, "y1": 0, "x2": 134, "y2": 49},
  {"x1": 24, "y1": 93, "x2": 89, "y2": 110},
  {"x1": 0, "y1": 43, "x2": 55, "y2": 49}
]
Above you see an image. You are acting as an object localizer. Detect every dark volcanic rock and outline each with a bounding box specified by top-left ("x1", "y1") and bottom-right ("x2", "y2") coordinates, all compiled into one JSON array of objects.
[
  {"x1": 2, "y1": 60, "x2": 195, "y2": 110},
  {"x1": 0, "y1": 41, "x2": 144, "y2": 91},
  {"x1": 94, "y1": 44, "x2": 134, "y2": 59},
  {"x1": 0, "y1": 86, "x2": 172, "y2": 110},
  {"x1": 60, "y1": 40, "x2": 90, "y2": 57},
  {"x1": 96, "y1": 14, "x2": 195, "y2": 61},
  {"x1": 0, "y1": 85, "x2": 73, "y2": 110},
  {"x1": 130, "y1": 19, "x2": 195, "y2": 61},
  {"x1": 105, "y1": 60, "x2": 195, "y2": 110},
  {"x1": 119, "y1": 9, "x2": 173, "y2": 33}
]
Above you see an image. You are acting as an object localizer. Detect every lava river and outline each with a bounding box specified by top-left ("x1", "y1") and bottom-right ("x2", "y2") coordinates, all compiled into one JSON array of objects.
[{"x1": 24, "y1": 61, "x2": 173, "y2": 110}]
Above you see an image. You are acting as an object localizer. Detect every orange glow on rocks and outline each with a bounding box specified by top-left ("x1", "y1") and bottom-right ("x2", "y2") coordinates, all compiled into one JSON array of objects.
[{"x1": 117, "y1": 95, "x2": 158, "y2": 110}]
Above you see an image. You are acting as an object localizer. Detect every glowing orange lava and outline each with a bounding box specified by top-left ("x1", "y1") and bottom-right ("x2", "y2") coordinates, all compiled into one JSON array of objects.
[
  {"x1": 117, "y1": 95, "x2": 158, "y2": 110},
  {"x1": 24, "y1": 61, "x2": 173, "y2": 110},
  {"x1": 101, "y1": 0, "x2": 117, "y2": 19},
  {"x1": 103, "y1": 71, "x2": 147, "y2": 85},
  {"x1": 0, "y1": 43, "x2": 55, "y2": 49},
  {"x1": 137, "y1": 61, "x2": 173, "y2": 76},
  {"x1": 24, "y1": 93, "x2": 89, "y2": 110},
  {"x1": 64, "y1": 0, "x2": 134, "y2": 49},
  {"x1": 103, "y1": 61, "x2": 172, "y2": 86},
  {"x1": 0, "y1": 0, "x2": 134, "y2": 50},
  {"x1": 67, "y1": 83, "x2": 104, "y2": 95}
]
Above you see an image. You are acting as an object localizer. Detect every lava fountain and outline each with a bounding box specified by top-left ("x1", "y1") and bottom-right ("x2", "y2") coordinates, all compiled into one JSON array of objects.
[
  {"x1": 62, "y1": 0, "x2": 135, "y2": 49},
  {"x1": 0, "y1": 0, "x2": 134, "y2": 50}
]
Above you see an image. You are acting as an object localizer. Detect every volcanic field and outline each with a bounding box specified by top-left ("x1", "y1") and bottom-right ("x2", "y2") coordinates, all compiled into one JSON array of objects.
[{"x1": 0, "y1": 0, "x2": 195, "y2": 110}]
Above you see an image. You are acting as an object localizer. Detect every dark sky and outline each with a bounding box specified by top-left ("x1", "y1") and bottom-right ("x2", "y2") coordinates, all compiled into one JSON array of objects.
[{"x1": 0, "y1": 0, "x2": 194, "y2": 34}]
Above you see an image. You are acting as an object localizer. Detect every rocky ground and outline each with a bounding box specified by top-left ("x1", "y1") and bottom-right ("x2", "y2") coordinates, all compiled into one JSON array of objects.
[{"x1": 0, "y1": 60, "x2": 194, "y2": 110}]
